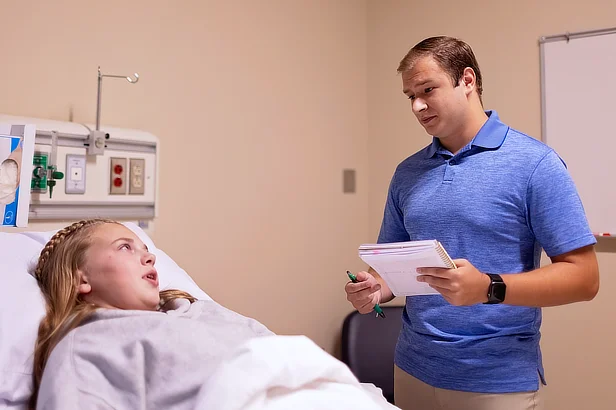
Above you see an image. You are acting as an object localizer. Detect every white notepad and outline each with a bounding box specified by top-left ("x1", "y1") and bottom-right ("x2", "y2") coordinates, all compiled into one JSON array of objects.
[{"x1": 358, "y1": 240, "x2": 456, "y2": 297}]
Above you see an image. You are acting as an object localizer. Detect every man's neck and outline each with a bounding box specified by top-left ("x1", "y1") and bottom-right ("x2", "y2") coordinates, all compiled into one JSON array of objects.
[{"x1": 440, "y1": 107, "x2": 488, "y2": 155}]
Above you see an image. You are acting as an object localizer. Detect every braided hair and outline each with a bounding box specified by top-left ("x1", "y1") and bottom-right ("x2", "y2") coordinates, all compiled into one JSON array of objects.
[
  {"x1": 30, "y1": 219, "x2": 195, "y2": 409},
  {"x1": 34, "y1": 218, "x2": 114, "y2": 281}
]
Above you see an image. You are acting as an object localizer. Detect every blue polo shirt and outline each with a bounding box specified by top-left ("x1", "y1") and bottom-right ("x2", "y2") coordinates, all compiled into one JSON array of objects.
[{"x1": 378, "y1": 111, "x2": 595, "y2": 393}]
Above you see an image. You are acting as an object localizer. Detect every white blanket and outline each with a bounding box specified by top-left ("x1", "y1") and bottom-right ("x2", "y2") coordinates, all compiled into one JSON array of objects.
[
  {"x1": 197, "y1": 335, "x2": 399, "y2": 410},
  {"x1": 36, "y1": 300, "x2": 397, "y2": 409}
]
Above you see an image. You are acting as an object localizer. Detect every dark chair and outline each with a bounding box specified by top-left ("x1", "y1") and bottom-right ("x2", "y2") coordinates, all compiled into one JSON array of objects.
[{"x1": 341, "y1": 305, "x2": 404, "y2": 404}]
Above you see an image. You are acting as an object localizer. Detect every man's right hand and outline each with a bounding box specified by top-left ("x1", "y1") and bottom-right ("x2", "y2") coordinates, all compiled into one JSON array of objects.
[{"x1": 345, "y1": 271, "x2": 383, "y2": 314}]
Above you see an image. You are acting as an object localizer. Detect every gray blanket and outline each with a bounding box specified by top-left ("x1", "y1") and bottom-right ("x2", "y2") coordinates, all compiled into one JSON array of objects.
[{"x1": 37, "y1": 299, "x2": 272, "y2": 410}]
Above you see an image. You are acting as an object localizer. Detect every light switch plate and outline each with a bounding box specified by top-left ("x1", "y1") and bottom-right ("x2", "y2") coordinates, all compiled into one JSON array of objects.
[
  {"x1": 343, "y1": 169, "x2": 356, "y2": 193},
  {"x1": 65, "y1": 154, "x2": 86, "y2": 194}
]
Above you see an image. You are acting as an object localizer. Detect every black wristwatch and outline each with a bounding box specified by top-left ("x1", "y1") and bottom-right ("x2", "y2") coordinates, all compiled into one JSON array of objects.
[{"x1": 484, "y1": 273, "x2": 506, "y2": 304}]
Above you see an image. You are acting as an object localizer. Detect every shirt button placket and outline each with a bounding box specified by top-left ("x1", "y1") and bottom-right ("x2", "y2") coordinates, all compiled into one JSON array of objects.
[{"x1": 444, "y1": 160, "x2": 455, "y2": 182}]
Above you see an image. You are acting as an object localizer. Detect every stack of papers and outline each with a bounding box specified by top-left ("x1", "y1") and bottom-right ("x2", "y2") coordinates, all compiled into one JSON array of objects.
[{"x1": 358, "y1": 240, "x2": 456, "y2": 297}]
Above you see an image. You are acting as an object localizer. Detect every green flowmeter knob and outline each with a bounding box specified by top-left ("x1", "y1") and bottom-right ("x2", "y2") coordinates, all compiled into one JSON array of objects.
[
  {"x1": 46, "y1": 171, "x2": 64, "y2": 198},
  {"x1": 47, "y1": 179, "x2": 56, "y2": 198}
]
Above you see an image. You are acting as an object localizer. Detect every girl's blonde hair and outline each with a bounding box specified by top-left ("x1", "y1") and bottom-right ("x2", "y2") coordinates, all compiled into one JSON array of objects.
[{"x1": 29, "y1": 218, "x2": 195, "y2": 409}]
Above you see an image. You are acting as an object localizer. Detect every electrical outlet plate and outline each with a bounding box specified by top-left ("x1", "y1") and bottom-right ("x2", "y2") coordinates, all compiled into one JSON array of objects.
[
  {"x1": 109, "y1": 157, "x2": 127, "y2": 195},
  {"x1": 129, "y1": 158, "x2": 145, "y2": 195}
]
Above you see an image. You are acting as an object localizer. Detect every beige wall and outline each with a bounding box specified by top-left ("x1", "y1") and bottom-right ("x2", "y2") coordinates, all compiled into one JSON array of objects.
[
  {"x1": 367, "y1": 1, "x2": 616, "y2": 409},
  {"x1": 0, "y1": 0, "x2": 370, "y2": 353}
]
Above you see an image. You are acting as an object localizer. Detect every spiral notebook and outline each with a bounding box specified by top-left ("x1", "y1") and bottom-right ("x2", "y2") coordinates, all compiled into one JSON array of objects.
[{"x1": 358, "y1": 240, "x2": 456, "y2": 297}]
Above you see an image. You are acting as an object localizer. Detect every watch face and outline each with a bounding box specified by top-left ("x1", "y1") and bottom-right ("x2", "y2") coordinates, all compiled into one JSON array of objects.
[
  {"x1": 486, "y1": 274, "x2": 506, "y2": 304},
  {"x1": 493, "y1": 282, "x2": 506, "y2": 302}
]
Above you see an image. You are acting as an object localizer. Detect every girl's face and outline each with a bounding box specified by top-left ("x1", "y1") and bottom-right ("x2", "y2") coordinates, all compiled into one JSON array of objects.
[{"x1": 77, "y1": 223, "x2": 160, "y2": 310}]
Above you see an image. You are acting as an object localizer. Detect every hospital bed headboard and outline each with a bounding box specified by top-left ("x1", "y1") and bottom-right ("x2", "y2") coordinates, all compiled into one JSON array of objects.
[
  {"x1": 0, "y1": 113, "x2": 158, "y2": 227},
  {"x1": 0, "y1": 222, "x2": 211, "y2": 409}
]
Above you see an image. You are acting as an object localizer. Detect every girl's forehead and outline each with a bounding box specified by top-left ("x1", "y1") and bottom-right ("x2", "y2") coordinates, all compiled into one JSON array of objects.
[{"x1": 92, "y1": 223, "x2": 141, "y2": 243}]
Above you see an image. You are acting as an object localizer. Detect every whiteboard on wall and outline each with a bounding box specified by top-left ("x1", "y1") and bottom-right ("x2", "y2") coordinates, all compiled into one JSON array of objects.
[{"x1": 540, "y1": 28, "x2": 616, "y2": 236}]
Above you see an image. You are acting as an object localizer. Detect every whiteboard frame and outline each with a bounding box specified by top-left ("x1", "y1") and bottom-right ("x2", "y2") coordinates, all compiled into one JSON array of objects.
[
  {"x1": 539, "y1": 27, "x2": 616, "y2": 236},
  {"x1": 539, "y1": 27, "x2": 616, "y2": 143}
]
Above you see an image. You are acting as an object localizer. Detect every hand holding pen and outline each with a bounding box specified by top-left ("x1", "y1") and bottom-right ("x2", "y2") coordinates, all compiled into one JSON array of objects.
[{"x1": 345, "y1": 271, "x2": 386, "y2": 318}]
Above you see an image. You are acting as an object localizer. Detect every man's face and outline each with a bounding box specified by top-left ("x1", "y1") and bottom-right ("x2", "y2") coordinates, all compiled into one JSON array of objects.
[{"x1": 401, "y1": 56, "x2": 469, "y2": 141}]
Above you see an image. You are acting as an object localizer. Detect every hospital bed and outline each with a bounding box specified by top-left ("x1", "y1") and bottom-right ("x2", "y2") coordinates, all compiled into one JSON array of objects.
[{"x1": 0, "y1": 222, "x2": 398, "y2": 410}]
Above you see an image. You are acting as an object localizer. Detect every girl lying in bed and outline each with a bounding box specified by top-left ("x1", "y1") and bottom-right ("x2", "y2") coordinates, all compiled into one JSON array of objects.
[
  {"x1": 30, "y1": 219, "x2": 397, "y2": 410},
  {"x1": 30, "y1": 218, "x2": 273, "y2": 410}
]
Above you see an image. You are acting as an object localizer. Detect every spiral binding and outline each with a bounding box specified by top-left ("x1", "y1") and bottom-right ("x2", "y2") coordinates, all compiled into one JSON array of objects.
[{"x1": 436, "y1": 241, "x2": 457, "y2": 269}]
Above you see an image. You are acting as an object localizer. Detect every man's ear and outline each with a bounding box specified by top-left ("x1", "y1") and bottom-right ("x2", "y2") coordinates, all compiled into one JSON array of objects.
[
  {"x1": 461, "y1": 67, "x2": 476, "y2": 96},
  {"x1": 77, "y1": 269, "x2": 92, "y2": 295}
]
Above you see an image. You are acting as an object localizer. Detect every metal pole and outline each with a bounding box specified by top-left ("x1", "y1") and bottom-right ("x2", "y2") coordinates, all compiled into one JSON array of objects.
[
  {"x1": 94, "y1": 67, "x2": 138, "y2": 132},
  {"x1": 96, "y1": 66, "x2": 102, "y2": 131}
]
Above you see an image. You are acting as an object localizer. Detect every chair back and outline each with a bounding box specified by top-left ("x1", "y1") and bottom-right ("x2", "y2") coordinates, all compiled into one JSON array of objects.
[{"x1": 341, "y1": 305, "x2": 404, "y2": 404}]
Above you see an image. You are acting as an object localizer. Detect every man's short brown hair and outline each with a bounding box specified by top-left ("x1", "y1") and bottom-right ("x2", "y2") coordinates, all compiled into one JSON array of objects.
[{"x1": 398, "y1": 36, "x2": 483, "y2": 100}]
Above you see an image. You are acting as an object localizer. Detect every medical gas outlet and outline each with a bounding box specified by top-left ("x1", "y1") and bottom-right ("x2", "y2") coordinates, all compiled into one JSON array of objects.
[
  {"x1": 65, "y1": 155, "x2": 86, "y2": 194},
  {"x1": 31, "y1": 152, "x2": 65, "y2": 198}
]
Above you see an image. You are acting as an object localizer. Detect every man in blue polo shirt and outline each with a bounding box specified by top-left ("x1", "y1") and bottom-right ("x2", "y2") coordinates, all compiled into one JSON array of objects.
[{"x1": 345, "y1": 36, "x2": 599, "y2": 410}]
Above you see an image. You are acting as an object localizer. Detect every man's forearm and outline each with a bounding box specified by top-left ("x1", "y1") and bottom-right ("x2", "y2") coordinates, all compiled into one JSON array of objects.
[{"x1": 501, "y1": 246, "x2": 599, "y2": 307}]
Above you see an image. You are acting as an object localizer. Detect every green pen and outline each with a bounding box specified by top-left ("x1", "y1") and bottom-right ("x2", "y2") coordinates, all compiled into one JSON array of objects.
[{"x1": 347, "y1": 271, "x2": 386, "y2": 319}]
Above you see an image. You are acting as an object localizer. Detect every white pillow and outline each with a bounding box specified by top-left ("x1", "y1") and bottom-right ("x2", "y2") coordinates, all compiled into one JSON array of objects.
[{"x1": 0, "y1": 222, "x2": 211, "y2": 409}]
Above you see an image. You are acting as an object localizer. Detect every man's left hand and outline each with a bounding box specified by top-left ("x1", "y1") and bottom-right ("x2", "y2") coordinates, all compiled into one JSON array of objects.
[{"x1": 417, "y1": 259, "x2": 490, "y2": 306}]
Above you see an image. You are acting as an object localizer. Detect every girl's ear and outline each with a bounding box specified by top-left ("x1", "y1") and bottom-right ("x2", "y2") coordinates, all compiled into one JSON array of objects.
[{"x1": 77, "y1": 270, "x2": 92, "y2": 295}]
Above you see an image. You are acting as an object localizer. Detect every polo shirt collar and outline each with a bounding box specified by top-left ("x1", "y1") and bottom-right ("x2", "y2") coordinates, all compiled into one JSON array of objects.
[{"x1": 426, "y1": 110, "x2": 508, "y2": 158}]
